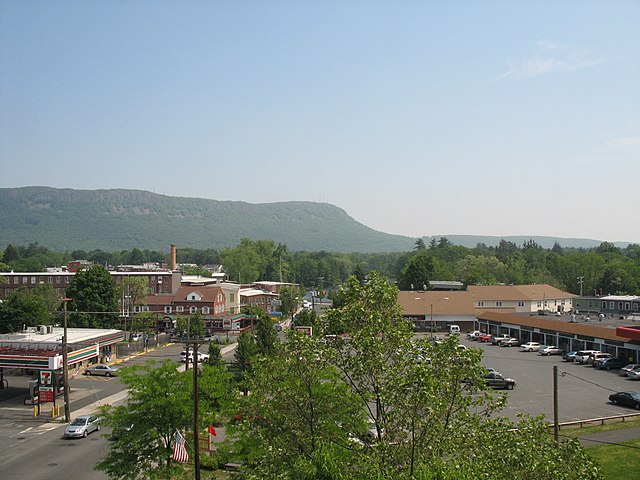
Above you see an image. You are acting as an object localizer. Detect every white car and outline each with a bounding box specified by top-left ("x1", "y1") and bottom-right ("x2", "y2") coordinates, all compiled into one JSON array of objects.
[
  {"x1": 520, "y1": 342, "x2": 542, "y2": 352},
  {"x1": 573, "y1": 350, "x2": 601, "y2": 364},
  {"x1": 179, "y1": 350, "x2": 210, "y2": 363},
  {"x1": 467, "y1": 330, "x2": 483, "y2": 340}
]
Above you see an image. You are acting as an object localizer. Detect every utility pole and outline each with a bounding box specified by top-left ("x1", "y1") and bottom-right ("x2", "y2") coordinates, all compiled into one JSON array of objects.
[
  {"x1": 553, "y1": 365, "x2": 559, "y2": 442},
  {"x1": 192, "y1": 339, "x2": 201, "y2": 480},
  {"x1": 62, "y1": 298, "x2": 71, "y2": 422}
]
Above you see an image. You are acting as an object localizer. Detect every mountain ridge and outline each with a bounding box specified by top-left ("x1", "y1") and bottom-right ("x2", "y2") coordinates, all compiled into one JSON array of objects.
[{"x1": 0, "y1": 187, "x2": 629, "y2": 252}]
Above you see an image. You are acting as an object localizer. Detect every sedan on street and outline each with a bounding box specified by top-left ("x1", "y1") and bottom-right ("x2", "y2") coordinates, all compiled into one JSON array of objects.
[
  {"x1": 84, "y1": 364, "x2": 119, "y2": 377},
  {"x1": 64, "y1": 415, "x2": 101, "y2": 438},
  {"x1": 609, "y1": 391, "x2": 640, "y2": 410},
  {"x1": 500, "y1": 338, "x2": 521, "y2": 347}
]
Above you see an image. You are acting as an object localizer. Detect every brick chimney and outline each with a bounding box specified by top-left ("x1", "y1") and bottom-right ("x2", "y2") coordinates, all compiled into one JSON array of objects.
[{"x1": 170, "y1": 244, "x2": 177, "y2": 271}]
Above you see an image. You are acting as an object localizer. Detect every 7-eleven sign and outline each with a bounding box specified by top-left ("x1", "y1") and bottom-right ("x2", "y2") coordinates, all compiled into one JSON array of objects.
[{"x1": 40, "y1": 370, "x2": 53, "y2": 386}]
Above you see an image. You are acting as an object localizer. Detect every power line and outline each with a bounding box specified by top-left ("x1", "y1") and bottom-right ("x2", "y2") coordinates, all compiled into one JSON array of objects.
[{"x1": 558, "y1": 369, "x2": 619, "y2": 393}]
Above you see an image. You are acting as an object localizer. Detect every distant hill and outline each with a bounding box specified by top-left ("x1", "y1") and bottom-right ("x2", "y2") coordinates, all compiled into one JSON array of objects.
[{"x1": 0, "y1": 187, "x2": 626, "y2": 253}]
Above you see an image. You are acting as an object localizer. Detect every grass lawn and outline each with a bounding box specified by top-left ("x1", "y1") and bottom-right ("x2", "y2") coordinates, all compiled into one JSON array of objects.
[
  {"x1": 587, "y1": 438, "x2": 640, "y2": 479},
  {"x1": 559, "y1": 417, "x2": 640, "y2": 479}
]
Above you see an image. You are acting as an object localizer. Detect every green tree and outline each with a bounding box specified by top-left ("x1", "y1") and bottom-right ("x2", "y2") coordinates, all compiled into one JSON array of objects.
[
  {"x1": 96, "y1": 360, "x2": 232, "y2": 479},
  {"x1": 220, "y1": 238, "x2": 267, "y2": 283},
  {"x1": 228, "y1": 272, "x2": 602, "y2": 480},
  {"x1": 0, "y1": 285, "x2": 58, "y2": 333},
  {"x1": 397, "y1": 252, "x2": 434, "y2": 291},
  {"x1": 176, "y1": 311, "x2": 205, "y2": 338},
  {"x1": 279, "y1": 285, "x2": 301, "y2": 320},
  {"x1": 65, "y1": 265, "x2": 119, "y2": 328},
  {"x1": 254, "y1": 316, "x2": 278, "y2": 357}
]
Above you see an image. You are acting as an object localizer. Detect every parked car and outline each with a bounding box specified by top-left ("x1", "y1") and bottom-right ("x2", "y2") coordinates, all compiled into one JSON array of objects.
[
  {"x1": 467, "y1": 330, "x2": 483, "y2": 340},
  {"x1": 562, "y1": 351, "x2": 578, "y2": 362},
  {"x1": 538, "y1": 345, "x2": 563, "y2": 356},
  {"x1": 595, "y1": 357, "x2": 628, "y2": 370},
  {"x1": 478, "y1": 334, "x2": 493, "y2": 343},
  {"x1": 483, "y1": 371, "x2": 516, "y2": 390},
  {"x1": 574, "y1": 350, "x2": 601, "y2": 364},
  {"x1": 587, "y1": 352, "x2": 611, "y2": 365},
  {"x1": 84, "y1": 364, "x2": 119, "y2": 377},
  {"x1": 492, "y1": 334, "x2": 511, "y2": 345},
  {"x1": 520, "y1": 342, "x2": 542, "y2": 352},
  {"x1": 501, "y1": 338, "x2": 521, "y2": 347},
  {"x1": 64, "y1": 415, "x2": 100, "y2": 438},
  {"x1": 620, "y1": 364, "x2": 640, "y2": 377},
  {"x1": 609, "y1": 391, "x2": 640, "y2": 409},
  {"x1": 628, "y1": 370, "x2": 640, "y2": 381}
]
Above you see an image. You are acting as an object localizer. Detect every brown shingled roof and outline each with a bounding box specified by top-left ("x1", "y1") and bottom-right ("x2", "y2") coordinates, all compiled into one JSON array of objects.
[{"x1": 398, "y1": 291, "x2": 476, "y2": 316}]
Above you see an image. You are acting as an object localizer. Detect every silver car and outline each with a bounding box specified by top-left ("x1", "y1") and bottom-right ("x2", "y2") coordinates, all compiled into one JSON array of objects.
[
  {"x1": 84, "y1": 364, "x2": 119, "y2": 377},
  {"x1": 64, "y1": 415, "x2": 100, "y2": 438}
]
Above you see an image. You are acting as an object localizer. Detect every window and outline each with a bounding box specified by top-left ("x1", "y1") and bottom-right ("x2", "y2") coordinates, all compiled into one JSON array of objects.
[
  {"x1": 625, "y1": 303, "x2": 631, "y2": 311},
  {"x1": 31, "y1": 276, "x2": 36, "y2": 284},
  {"x1": 164, "y1": 306, "x2": 172, "y2": 314},
  {"x1": 47, "y1": 276, "x2": 52, "y2": 284},
  {"x1": 478, "y1": 301, "x2": 484, "y2": 307},
  {"x1": 496, "y1": 301, "x2": 503, "y2": 307},
  {"x1": 609, "y1": 301, "x2": 615, "y2": 309},
  {"x1": 202, "y1": 306, "x2": 210, "y2": 314},
  {"x1": 189, "y1": 306, "x2": 197, "y2": 314},
  {"x1": 22, "y1": 277, "x2": 27, "y2": 284},
  {"x1": 633, "y1": 303, "x2": 639, "y2": 311},
  {"x1": 517, "y1": 301, "x2": 524, "y2": 307},
  {"x1": 230, "y1": 293, "x2": 235, "y2": 302},
  {"x1": 602, "y1": 301, "x2": 607, "y2": 309},
  {"x1": 177, "y1": 306, "x2": 184, "y2": 313}
]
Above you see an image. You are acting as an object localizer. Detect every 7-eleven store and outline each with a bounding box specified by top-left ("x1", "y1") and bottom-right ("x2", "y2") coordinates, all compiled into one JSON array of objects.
[{"x1": 0, "y1": 327, "x2": 123, "y2": 400}]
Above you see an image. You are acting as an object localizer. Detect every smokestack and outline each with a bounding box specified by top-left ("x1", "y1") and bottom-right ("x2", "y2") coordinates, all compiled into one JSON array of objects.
[{"x1": 170, "y1": 244, "x2": 177, "y2": 271}]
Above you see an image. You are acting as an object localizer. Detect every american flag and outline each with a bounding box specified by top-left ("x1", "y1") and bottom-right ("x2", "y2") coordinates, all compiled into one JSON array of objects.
[{"x1": 172, "y1": 430, "x2": 189, "y2": 463}]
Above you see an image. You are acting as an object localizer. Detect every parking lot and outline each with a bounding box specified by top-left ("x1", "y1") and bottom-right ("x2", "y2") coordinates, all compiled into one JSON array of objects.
[{"x1": 459, "y1": 337, "x2": 640, "y2": 424}]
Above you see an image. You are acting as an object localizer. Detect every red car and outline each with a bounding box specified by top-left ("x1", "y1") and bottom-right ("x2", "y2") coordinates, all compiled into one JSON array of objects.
[{"x1": 479, "y1": 334, "x2": 493, "y2": 343}]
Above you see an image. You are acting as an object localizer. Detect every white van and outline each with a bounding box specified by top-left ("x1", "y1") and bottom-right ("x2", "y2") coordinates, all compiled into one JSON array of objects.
[{"x1": 449, "y1": 325, "x2": 461, "y2": 335}]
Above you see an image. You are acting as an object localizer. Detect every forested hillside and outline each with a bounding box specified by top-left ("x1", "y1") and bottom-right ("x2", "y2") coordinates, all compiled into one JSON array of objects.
[{"x1": 0, "y1": 187, "x2": 626, "y2": 253}]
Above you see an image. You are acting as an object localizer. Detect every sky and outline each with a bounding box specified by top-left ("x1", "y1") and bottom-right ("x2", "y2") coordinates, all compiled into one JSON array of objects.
[{"x1": 1, "y1": 1, "x2": 639, "y2": 244}]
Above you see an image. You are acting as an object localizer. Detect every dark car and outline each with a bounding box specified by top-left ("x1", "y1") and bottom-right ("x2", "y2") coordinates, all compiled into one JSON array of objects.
[
  {"x1": 595, "y1": 357, "x2": 628, "y2": 370},
  {"x1": 562, "y1": 351, "x2": 578, "y2": 362},
  {"x1": 483, "y1": 371, "x2": 516, "y2": 390},
  {"x1": 609, "y1": 391, "x2": 640, "y2": 409}
]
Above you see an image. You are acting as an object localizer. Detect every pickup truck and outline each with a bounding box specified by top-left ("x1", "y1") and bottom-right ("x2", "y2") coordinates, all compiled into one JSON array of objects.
[
  {"x1": 491, "y1": 334, "x2": 511, "y2": 345},
  {"x1": 483, "y1": 372, "x2": 516, "y2": 390}
]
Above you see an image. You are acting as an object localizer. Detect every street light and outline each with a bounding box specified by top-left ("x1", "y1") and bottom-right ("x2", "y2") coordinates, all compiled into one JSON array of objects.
[{"x1": 430, "y1": 297, "x2": 450, "y2": 340}]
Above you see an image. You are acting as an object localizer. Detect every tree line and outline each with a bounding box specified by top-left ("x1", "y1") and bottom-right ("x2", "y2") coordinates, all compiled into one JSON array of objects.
[{"x1": 2, "y1": 238, "x2": 639, "y2": 296}]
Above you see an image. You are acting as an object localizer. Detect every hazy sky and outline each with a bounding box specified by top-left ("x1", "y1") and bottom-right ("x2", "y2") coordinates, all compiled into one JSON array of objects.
[{"x1": 1, "y1": 1, "x2": 639, "y2": 244}]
